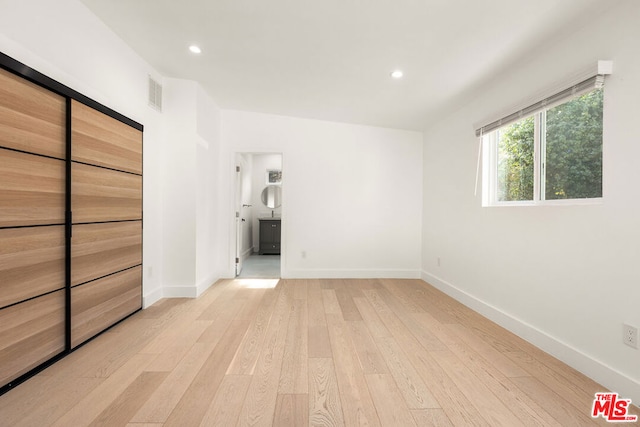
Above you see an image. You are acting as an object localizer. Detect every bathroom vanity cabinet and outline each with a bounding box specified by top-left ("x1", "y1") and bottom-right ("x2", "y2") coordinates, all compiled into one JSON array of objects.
[{"x1": 259, "y1": 219, "x2": 281, "y2": 255}]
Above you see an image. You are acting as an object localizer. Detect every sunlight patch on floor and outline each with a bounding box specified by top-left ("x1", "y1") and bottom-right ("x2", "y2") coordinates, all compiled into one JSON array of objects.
[{"x1": 234, "y1": 278, "x2": 280, "y2": 289}]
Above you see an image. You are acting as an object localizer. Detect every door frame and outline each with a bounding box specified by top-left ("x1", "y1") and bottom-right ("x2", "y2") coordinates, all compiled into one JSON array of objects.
[
  {"x1": 234, "y1": 157, "x2": 243, "y2": 276},
  {"x1": 231, "y1": 151, "x2": 284, "y2": 278}
]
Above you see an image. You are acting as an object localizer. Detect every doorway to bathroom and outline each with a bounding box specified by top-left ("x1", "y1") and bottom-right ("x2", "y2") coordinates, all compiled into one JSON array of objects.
[{"x1": 234, "y1": 152, "x2": 283, "y2": 278}]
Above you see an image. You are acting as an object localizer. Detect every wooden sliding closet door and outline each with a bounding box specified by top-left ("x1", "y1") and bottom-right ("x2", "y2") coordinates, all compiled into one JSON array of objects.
[
  {"x1": 0, "y1": 68, "x2": 66, "y2": 387},
  {"x1": 0, "y1": 53, "x2": 144, "y2": 392},
  {"x1": 70, "y1": 100, "x2": 142, "y2": 348}
]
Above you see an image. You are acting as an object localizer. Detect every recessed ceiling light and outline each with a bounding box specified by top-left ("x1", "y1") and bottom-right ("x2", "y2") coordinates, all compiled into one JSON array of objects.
[
  {"x1": 391, "y1": 70, "x2": 404, "y2": 79},
  {"x1": 189, "y1": 45, "x2": 202, "y2": 54}
]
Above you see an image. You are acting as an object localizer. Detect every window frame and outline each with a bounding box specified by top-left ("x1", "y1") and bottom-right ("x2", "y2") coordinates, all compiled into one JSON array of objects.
[{"x1": 482, "y1": 89, "x2": 604, "y2": 207}]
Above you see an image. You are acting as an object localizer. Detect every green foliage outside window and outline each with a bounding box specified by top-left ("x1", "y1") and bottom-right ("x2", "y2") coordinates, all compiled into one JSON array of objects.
[
  {"x1": 545, "y1": 89, "x2": 603, "y2": 199},
  {"x1": 497, "y1": 117, "x2": 534, "y2": 201},
  {"x1": 495, "y1": 89, "x2": 603, "y2": 202}
]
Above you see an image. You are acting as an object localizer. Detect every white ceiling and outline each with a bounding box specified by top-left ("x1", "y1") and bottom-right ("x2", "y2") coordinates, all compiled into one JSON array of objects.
[{"x1": 79, "y1": 0, "x2": 613, "y2": 131}]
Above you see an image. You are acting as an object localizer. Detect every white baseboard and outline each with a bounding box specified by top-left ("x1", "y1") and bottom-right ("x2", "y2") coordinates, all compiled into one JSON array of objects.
[
  {"x1": 421, "y1": 270, "x2": 640, "y2": 405},
  {"x1": 283, "y1": 268, "x2": 421, "y2": 279},
  {"x1": 162, "y1": 286, "x2": 198, "y2": 298},
  {"x1": 196, "y1": 273, "x2": 222, "y2": 297},
  {"x1": 159, "y1": 274, "x2": 222, "y2": 299},
  {"x1": 142, "y1": 287, "x2": 163, "y2": 308}
]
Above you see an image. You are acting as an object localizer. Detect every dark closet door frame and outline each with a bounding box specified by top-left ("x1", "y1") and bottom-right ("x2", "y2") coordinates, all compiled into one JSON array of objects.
[{"x1": 0, "y1": 51, "x2": 144, "y2": 396}]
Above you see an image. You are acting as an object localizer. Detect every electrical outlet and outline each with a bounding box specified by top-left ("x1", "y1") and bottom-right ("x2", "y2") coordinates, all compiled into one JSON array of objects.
[{"x1": 623, "y1": 324, "x2": 638, "y2": 349}]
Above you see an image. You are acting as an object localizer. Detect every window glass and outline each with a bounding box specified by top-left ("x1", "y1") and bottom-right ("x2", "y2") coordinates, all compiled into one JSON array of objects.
[
  {"x1": 497, "y1": 116, "x2": 535, "y2": 201},
  {"x1": 544, "y1": 89, "x2": 603, "y2": 199},
  {"x1": 484, "y1": 87, "x2": 603, "y2": 206}
]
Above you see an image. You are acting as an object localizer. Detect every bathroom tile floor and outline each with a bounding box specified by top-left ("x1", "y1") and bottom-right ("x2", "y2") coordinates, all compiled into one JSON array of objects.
[{"x1": 238, "y1": 254, "x2": 281, "y2": 278}]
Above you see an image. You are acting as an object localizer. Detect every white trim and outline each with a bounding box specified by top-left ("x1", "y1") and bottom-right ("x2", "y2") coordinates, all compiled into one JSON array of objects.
[
  {"x1": 284, "y1": 269, "x2": 421, "y2": 279},
  {"x1": 142, "y1": 287, "x2": 163, "y2": 308},
  {"x1": 487, "y1": 197, "x2": 603, "y2": 208},
  {"x1": 229, "y1": 150, "x2": 286, "y2": 282},
  {"x1": 421, "y1": 270, "x2": 640, "y2": 404},
  {"x1": 162, "y1": 286, "x2": 198, "y2": 298},
  {"x1": 196, "y1": 273, "x2": 222, "y2": 297},
  {"x1": 533, "y1": 113, "x2": 542, "y2": 201},
  {"x1": 155, "y1": 276, "x2": 222, "y2": 300},
  {"x1": 242, "y1": 247, "x2": 253, "y2": 260}
]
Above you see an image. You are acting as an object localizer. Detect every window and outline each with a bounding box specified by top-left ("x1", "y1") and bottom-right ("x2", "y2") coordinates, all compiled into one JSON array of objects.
[{"x1": 482, "y1": 87, "x2": 603, "y2": 205}]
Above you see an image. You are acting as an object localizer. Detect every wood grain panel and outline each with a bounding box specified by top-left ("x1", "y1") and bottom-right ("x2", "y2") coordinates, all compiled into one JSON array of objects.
[
  {"x1": 273, "y1": 394, "x2": 308, "y2": 427},
  {"x1": 0, "y1": 226, "x2": 65, "y2": 309},
  {"x1": 0, "y1": 68, "x2": 65, "y2": 159},
  {"x1": 200, "y1": 375, "x2": 252, "y2": 426},
  {"x1": 226, "y1": 289, "x2": 278, "y2": 375},
  {"x1": 307, "y1": 280, "x2": 332, "y2": 359},
  {"x1": 71, "y1": 221, "x2": 142, "y2": 286},
  {"x1": 309, "y1": 358, "x2": 344, "y2": 426},
  {"x1": 72, "y1": 162, "x2": 142, "y2": 223},
  {"x1": 0, "y1": 278, "x2": 626, "y2": 424},
  {"x1": 89, "y1": 371, "x2": 168, "y2": 426},
  {"x1": 0, "y1": 149, "x2": 65, "y2": 227},
  {"x1": 278, "y1": 299, "x2": 308, "y2": 394},
  {"x1": 71, "y1": 100, "x2": 142, "y2": 174},
  {"x1": 0, "y1": 290, "x2": 65, "y2": 388},
  {"x1": 365, "y1": 374, "x2": 418, "y2": 427},
  {"x1": 71, "y1": 266, "x2": 142, "y2": 348}
]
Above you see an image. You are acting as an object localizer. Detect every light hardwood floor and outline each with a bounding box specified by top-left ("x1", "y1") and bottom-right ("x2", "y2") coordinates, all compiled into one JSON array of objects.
[{"x1": 0, "y1": 278, "x2": 637, "y2": 426}]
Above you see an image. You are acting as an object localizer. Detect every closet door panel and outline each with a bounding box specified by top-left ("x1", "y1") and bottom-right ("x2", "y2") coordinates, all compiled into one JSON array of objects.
[
  {"x1": 71, "y1": 162, "x2": 142, "y2": 223},
  {"x1": 71, "y1": 100, "x2": 142, "y2": 174},
  {"x1": 0, "y1": 68, "x2": 65, "y2": 159},
  {"x1": 0, "y1": 149, "x2": 65, "y2": 227},
  {"x1": 0, "y1": 54, "x2": 144, "y2": 391},
  {"x1": 71, "y1": 266, "x2": 142, "y2": 348},
  {"x1": 0, "y1": 226, "x2": 65, "y2": 309},
  {"x1": 0, "y1": 290, "x2": 65, "y2": 386},
  {"x1": 71, "y1": 221, "x2": 142, "y2": 286}
]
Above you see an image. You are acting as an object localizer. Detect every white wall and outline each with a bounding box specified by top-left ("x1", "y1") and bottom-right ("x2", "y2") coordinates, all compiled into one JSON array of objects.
[
  {"x1": 421, "y1": 0, "x2": 640, "y2": 402},
  {"x1": 163, "y1": 78, "x2": 224, "y2": 297},
  {"x1": 195, "y1": 83, "x2": 224, "y2": 292},
  {"x1": 222, "y1": 111, "x2": 423, "y2": 279},
  {"x1": 161, "y1": 79, "x2": 196, "y2": 296},
  {"x1": 0, "y1": 0, "x2": 224, "y2": 305}
]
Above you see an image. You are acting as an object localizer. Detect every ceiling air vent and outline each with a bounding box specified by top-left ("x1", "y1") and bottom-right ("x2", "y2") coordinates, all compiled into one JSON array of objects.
[{"x1": 148, "y1": 76, "x2": 163, "y2": 112}]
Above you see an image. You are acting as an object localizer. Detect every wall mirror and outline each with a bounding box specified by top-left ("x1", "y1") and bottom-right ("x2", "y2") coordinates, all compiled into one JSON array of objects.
[{"x1": 261, "y1": 185, "x2": 282, "y2": 208}]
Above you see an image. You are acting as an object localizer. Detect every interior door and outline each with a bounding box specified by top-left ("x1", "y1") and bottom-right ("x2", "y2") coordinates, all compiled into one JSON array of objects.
[{"x1": 235, "y1": 162, "x2": 243, "y2": 276}]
